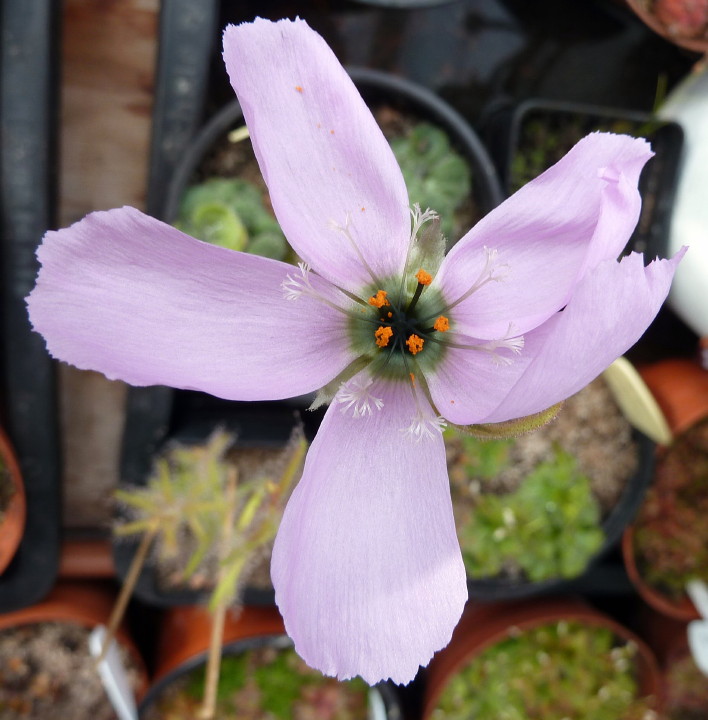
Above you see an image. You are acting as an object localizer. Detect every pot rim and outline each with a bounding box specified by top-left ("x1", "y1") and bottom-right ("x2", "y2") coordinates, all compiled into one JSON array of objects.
[
  {"x1": 0, "y1": 428, "x2": 26, "y2": 576},
  {"x1": 0, "y1": 582, "x2": 148, "y2": 699},
  {"x1": 624, "y1": 0, "x2": 708, "y2": 55},
  {"x1": 140, "y1": 605, "x2": 401, "y2": 719},
  {"x1": 423, "y1": 596, "x2": 663, "y2": 719}
]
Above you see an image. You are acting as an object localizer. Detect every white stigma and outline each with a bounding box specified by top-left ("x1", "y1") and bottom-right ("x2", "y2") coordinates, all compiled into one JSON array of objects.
[
  {"x1": 336, "y1": 376, "x2": 384, "y2": 418},
  {"x1": 409, "y1": 204, "x2": 439, "y2": 244},
  {"x1": 282, "y1": 262, "x2": 314, "y2": 301},
  {"x1": 401, "y1": 414, "x2": 447, "y2": 442}
]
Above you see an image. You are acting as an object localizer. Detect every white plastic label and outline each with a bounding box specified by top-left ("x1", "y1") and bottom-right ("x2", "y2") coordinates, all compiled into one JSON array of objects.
[
  {"x1": 88, "y1": 625, "x2": 138, "y2": 720},
  {"x1": 687, "y1": 579, "x2": 708, "y2": 619},
  {"x1": 688, "y1": 620, "x2": 708, "y2": 678}
]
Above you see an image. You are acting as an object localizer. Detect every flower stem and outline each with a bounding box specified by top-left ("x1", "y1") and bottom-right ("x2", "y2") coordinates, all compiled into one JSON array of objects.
[
  {"x1": 98, "y1": 523, "x2": 158, "y2": 663},
  {"x1": 199, "y1": 466, "x2": 238, "y2": 720}
]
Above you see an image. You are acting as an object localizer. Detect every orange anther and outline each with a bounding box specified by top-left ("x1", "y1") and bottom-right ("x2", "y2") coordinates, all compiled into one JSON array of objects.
[
  {"x1": 295, "y1": 85, "x2": 303, "y2": 93},
  {"x1": 375, "y1": 326, "x2": 393, "y2": 348},
  {"x1": 406, "y1": 334, "x2": 424, "y2": 355},
  {"x1": 368, "y1": 290, "x2": 390, "y2": 308},
  {"x1": 433, "y1": 316, "x2": 450, "y2": 332},
  {"x1": 415, "y1": 268, "x2": 433, "y2": 286},
  {"x1": 387, "y1": 312, "x2": 392, "y2": 318}
]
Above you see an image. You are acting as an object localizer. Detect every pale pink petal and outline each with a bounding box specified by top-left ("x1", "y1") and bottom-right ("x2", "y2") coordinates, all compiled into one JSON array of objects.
[
  {"x1": 481, "y1": 249, "x2": 685, "y2": 423},
  {"x1": 223, "y1": 19, "x2": 410, "y2": 292},
  {"x1": 271, "y1": 378, "x2": 467, "y2": 684},
  {"x1": 425, "y1": 335, "x2": 542, "y2": 425},
  {"x1": 27, "y1": 207, "x2": 354, "y2": 400},
  {"x1": 435, "y1": 133, "x2": 652, "y2": 340}
]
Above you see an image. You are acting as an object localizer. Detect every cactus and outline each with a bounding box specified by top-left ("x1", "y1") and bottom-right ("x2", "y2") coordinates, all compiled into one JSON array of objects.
[
  {"x1": 175, "y1": 178, "x2": 290, "y2": 261},
  {"x1": 390, "y1": 123, "x2": 472, "y2": 240}
]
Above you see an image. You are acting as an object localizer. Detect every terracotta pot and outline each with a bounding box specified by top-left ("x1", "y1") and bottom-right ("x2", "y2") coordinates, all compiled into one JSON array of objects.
[
  {"x1": 423, "y1": 597, "x2": 663, "y2": 719},
  {"x1": 0, "y1": 581, "x2": 148, "y2": 698},
  {"x1": 0, "y1": 428, "x2": 26, "y2": 576},
  {"x1": 623, "y1": 526, "x2": 700, "y2": 621},
  {"x1": 639, "y1": 359, "x2": 708, "y2": 439},
  {"x1": 625, "y1": 0, "x2": 708, "y2": 55},
  {"x1": 59, "y1": 537, "x2": 116, "y2": 579},
  {"x1": 142, "y1": 605, "x2": 402, "y2": 719},
  {"x1": 621, "y1": 359, "x2": 708, "y2": 621}
]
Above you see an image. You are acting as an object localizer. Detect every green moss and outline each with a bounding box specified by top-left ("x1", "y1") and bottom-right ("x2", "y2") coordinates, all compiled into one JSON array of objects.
[
  {"x1": 433, "y1": 621, "x2": 656, "y2": 720},
  {"x1": 453, "y1": 439, "x2": 605, "y2": 583},
  {"x1": 178, "y1": 646, "x2": 368, "y2": 720}
]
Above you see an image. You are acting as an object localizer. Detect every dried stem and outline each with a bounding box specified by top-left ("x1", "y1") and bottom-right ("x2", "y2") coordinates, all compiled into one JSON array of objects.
[
  {"x1": 98, "y1": 523, "x2": 158, "y2": 663},
  {"x1": 199, "y1": 466, "x2": 238, "y2": 720}
]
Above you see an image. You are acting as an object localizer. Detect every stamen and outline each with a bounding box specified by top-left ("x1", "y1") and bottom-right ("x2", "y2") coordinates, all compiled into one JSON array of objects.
[
  {"x1": 329, "y1": 214, "x2": 381, "y2": 286},
  {"x1": 420, "y1": 246, "x2": 509, "y2": 323},
  {"x1": 428, "y1": 325, "x2": 525, "y2": 365},
  {"x1": 282, "y1": 262, "x2": 379, "y2": 323},
  {"x1": 336, "y1": 376, "x2": 384, "y2": 418},
  {"x1": 433, "y1": 316, "x2": 449, "y2": 332},
  {"x1": 415, "y1": 268, "x2": 433, "y2": 286},
  {"x1": 368, "y1": 290, "x2": 390, "y2": 308},
  {"x1": 406, "y1": 334, "x2": 424, "y2": 355},
  {"x1": 375, "y1": 326, "x2": 393, "y2": 348}
]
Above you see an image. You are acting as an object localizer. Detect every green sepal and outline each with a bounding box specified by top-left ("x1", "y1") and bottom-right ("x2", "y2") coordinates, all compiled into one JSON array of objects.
[{"x1": 452, "y1": 402, "x2": 563, "y2": 440}]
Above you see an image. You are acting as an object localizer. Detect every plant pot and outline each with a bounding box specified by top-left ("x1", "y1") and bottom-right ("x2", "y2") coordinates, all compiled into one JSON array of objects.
[
  {"x1": 139, "y1": 604, "x2": 402, "y2": 719},
  {"x1": 639, "y1": 359, "x2": 708, "y2": 438},
  {"x1": 0, "y1": 429, "x2": 26, "y2": 576},
  {"x1": 0, "y1": 581, "x2": 148, "y2": 717},
  {"x1": 624, "y1": 0, "x2": 708, "y2": 55},
  {"x1": 114, "y1": 409, "x2": 306, "y2": 608},
  {"x1": 423, "y1": 596, "x2": 663, "y2": 720},
  {"x1": 486, "y1": 99, "x2": 683, "y2": 262},
  {"x1": 0, "y1": 0, "x2": 62, "y2": 613},
  {"x1": 452, "y1": 371, "x2": 655, "y2": 601},
  {"x1": 622, "y1": 359, "x2": 708, "y2": 621}
]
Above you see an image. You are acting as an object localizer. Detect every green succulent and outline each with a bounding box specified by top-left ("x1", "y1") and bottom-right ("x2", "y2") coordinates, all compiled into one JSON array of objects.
[
  {"x1": 390, "y1": 123, "x2": 472, "y2": 239},
  {"x1": 433, "y1": 621, "x2": 657, "y2": 720},
  {"x1": 175, "y1": 177, "x2": 289, "y2": 261}
]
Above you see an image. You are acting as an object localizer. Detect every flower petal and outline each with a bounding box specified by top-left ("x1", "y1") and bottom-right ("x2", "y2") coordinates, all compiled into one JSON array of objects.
[
  {"x1": 482, "y1": 249, "x2": 685, "y2": 423},
  {"x1": 27, "y1": 207, "x2": 355, "y2": 400},
  {"x1": 436, "y1": 133, "x2": 652, "y2": 339},
  {"x1": 426, "y1": 339, "x2": 540, "y2": 425},
  {"x1": 271, "y1": 379, "x2": 467, "y2": 684},
  {"x1": 223, "y1": 19, "x2": 410, "y2": 292}
]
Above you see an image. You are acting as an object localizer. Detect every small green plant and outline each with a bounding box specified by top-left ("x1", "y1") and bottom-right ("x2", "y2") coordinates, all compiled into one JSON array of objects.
[
  {"x1": 108, "y1": 428, "x2": 307, "y2": 720},
  {"x1": 452, "y1": 434, "x2": 605, "y2": 582},
  {"x1": 175, "y1": 177, "x2": 290, "y2": 261},
  {"x1": 148, "y1": 646, "x2": 368, "y2": 720},
  {"x1": 633, "y1": 417, "x2": 708, "y2": 601},
  {"x1": 433, "y1": 620, "x2": 657, "y2": 720},
  {"x1": 389, "y1": 123, "x2": 471, "y2": 239}
]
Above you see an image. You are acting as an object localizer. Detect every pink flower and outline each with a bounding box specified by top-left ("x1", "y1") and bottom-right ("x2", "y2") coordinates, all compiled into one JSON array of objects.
[{"x1": 27, "y1": 18, "x2": 682, "y2": 685}]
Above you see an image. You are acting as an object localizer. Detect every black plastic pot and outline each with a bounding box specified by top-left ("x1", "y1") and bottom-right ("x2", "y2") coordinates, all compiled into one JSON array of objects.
[
  {"x1": 466, "y1": 430, "x2": 655, "y2": 601},
  {"x1": 114, "y1": 403, "x2": 304, "y2": 607},
  {"x1": 0, "y1": 0, "x2": 61, "y2": 612},
  {"x1": 139, "y1": 606, "x2": 403, "y2": 720},
  {"x1": 485, "y1": 99, "x2": 683, "y2": 262}
]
